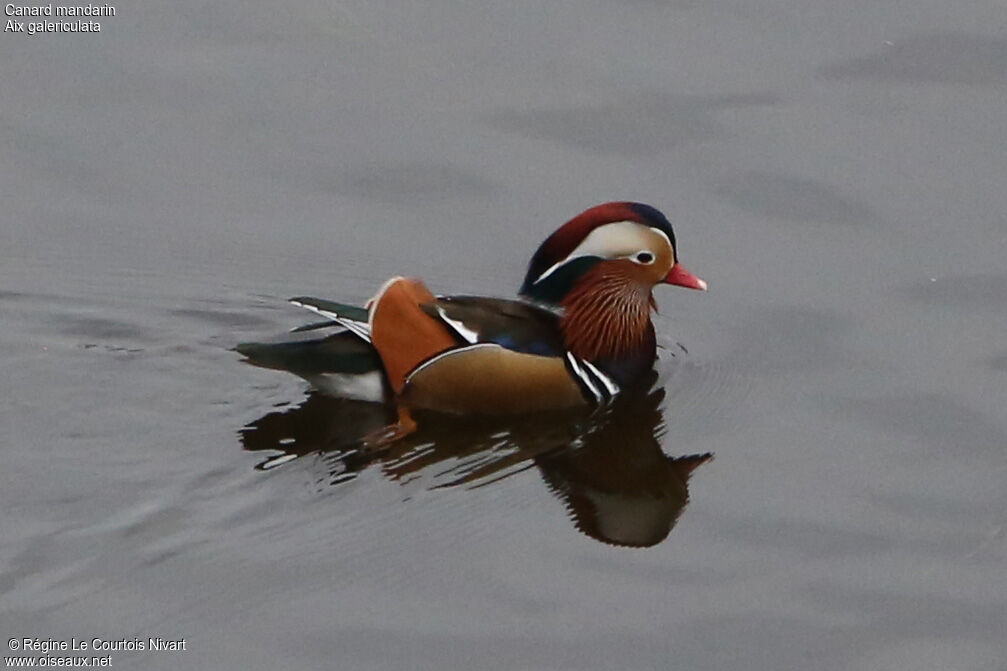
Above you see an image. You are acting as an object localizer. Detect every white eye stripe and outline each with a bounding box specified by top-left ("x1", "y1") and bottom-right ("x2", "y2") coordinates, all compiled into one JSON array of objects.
[
  {"x1": 533, "y1": 221, "x2": 670, "y2": 285},
  {"x1": 647, "y1": 227, "x2": 675, "y2": 265},
  {"x1": 648, "y1": 227, "x2": 672, "y2": 248}
]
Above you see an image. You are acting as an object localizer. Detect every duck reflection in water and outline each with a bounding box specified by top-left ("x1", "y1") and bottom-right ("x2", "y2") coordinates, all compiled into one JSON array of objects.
[{"x1": 239, "y1": 379, "x2": 711, "y2": 548}]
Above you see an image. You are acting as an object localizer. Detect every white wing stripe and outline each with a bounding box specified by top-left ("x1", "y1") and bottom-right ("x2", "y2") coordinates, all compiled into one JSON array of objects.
[
  {"x1": 565, "y1": 352, "x2": 603, "y2": 403},
  {"x1": 580, "y1": 359, "x2": 620, "y2": 399},
  {"x1": 436, "y1": 306, "x2": 480, "y2": 344},
  {"x1": 290, "y1": 300, "x2": 371, "y2": 342}
]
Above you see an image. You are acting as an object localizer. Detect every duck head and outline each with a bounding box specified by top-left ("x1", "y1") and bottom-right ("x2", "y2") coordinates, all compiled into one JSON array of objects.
[
  {"x1": 520, "y1": 202, "x2": 706, "y2": 384},
  {"x1": 520, "y1": 202, "x2": 706, "y2": 302}
]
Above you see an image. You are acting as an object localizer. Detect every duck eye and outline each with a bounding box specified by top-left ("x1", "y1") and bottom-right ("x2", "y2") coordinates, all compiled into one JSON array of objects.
[{"x1": 634, "y1": 251, "x2": 655, "y2": 264}]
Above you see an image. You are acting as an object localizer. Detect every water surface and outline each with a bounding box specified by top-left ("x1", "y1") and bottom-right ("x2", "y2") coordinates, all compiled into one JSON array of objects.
[{"x1": 2, "y1": 1, "x2": 1005, "y2": 669}]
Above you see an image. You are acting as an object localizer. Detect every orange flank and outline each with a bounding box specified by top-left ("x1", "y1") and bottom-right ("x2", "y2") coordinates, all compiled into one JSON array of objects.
[{"x1": 369, "y1": 278, "x2": 457, "y2": 393}]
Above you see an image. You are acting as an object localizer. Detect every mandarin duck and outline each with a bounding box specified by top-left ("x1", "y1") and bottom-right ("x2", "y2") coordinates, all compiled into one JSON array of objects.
[{"x1": 237, "y1": 202, "x2": 706, "y2": 444}]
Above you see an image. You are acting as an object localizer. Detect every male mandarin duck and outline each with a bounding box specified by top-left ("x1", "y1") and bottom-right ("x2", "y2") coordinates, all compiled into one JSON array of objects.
[{"x1": 238, "y1": 202, "x2": 706, "y2": 443}]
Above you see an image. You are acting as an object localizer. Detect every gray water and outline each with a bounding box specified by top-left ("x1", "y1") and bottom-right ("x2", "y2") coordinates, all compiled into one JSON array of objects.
[{"x1": 2, "y1": 1, "x2": 1006, "y2": 669}]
